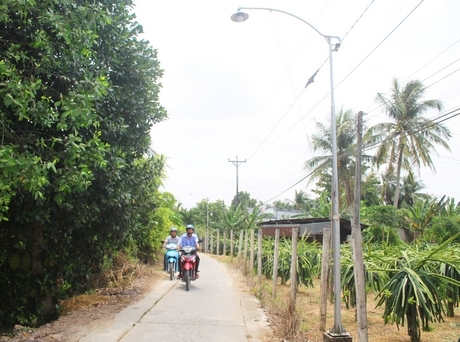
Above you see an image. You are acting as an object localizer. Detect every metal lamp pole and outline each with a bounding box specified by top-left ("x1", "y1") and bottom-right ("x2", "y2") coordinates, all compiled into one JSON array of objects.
[{"x1": 231, "y1": 8, "x2": 347, "y2": 337}]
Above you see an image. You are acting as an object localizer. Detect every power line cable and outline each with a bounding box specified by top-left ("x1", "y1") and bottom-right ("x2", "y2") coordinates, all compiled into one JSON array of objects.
[
  {"x1": 248, "y1": 1, "x2": 426, "y2": 159},
  {"x1": 239, "y1": 0, "x2": 411, "y2": 167},
  {"x1": 246, "y1": 88, "x2": 306, "y2": 160},
  {"x1": 249, "y1": 56, "x2": 460, "y2": 201},
  {"x1": 262, "y1": 163, "x2": 324, "y2": 204},
  {"x1": 340, "y1": 0, "x2": 375, "y2": 44},
  {"x1": 263, "y1": 106, "x2": 460, "y2": 203},
  {"x1": 359, "y1": 107, "x2": 460, "y2": 156},
  {"x1": 425, "y1": 67, "x2": 460, "y2": 89},
  {"x1": 404, "y1": 38, "x2": 460, "y2": 82},
  {"x1": 421, "y1": 58, "x2": 460, "y2": 83},
  {"x1": 335, "y1": 0, "x2": 425, "y2": 89},
  {"x1": 229, "y1": 1, "x2": 454, "y2": 204}
]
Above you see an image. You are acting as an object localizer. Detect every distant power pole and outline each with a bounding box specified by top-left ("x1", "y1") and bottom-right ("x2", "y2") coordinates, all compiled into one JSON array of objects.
[{"x1": 228, "y1": 156, "x2": 246, "y2": 206}]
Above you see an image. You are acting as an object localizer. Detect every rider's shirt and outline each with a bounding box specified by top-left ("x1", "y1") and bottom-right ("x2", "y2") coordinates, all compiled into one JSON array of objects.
[
  {"x1": 164, "y1": 235, "x2": 180, "y2": 245},
  {"x1": 178, "y1": 233, "x2": 198, "y2": 247}
]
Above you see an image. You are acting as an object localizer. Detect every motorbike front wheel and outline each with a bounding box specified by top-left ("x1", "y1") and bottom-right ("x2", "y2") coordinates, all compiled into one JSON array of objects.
[
  {"x1": 184, "y1": 269, "x2": 190, "y2": 291},
  {"x1": 168, "y1": 262, "x2": 174, "y2": 281}
]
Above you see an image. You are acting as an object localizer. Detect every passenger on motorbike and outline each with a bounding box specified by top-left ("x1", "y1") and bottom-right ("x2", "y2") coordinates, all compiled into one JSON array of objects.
[
  {"x1": 177, "y1": 224, "x2": 200, "y2": 278},
  {"x1": 163, "y1": 227, "x2": 180, "y2": 271}
]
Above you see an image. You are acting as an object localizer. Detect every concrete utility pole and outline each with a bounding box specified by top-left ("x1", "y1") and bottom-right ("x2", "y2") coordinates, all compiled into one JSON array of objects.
[
  {"x1": 352, "y1": 111, "x2": 368, "y2": 341},
  {"x1": 228, "y1": 156, "x2": 246, "y2": 206}
]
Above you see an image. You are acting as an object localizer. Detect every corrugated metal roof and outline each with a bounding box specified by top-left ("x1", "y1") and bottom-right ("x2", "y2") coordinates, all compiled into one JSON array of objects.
[{"x1": 258, "y1": 217, "x2": 367, "y2": 242}]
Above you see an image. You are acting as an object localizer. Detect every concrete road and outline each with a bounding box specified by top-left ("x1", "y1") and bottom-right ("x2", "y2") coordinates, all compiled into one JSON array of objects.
[{"x1": 81, "y1": 253, "x2": 268, "y2": 342}]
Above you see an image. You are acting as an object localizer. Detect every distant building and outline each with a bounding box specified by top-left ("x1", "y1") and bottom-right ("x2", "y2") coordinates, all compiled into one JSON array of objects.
[
  {"x1": 260, "y1": 205, "x2": 303, "y2": 220},
  {"x1": 258, "y1": 217, "x2": 367, "y2": 244}
]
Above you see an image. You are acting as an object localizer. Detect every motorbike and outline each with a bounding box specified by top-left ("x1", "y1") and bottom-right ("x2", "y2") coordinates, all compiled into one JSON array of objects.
[
  {"x1": 179, "y1": 246, "x2": 198, "y2": 291},
  {"x1": 165, "y1": 243, "x2": 179, "y2": 281}
]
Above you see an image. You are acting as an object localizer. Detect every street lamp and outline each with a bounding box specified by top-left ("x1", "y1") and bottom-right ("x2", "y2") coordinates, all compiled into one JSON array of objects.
[{"x1": 231, "y1": 7, "x2": 348, "y2": 338}]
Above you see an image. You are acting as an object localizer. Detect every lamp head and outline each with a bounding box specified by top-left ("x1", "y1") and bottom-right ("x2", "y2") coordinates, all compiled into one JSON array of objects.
[{"x1": 231, "y1": 11, "x2": 249, "y2": 23}]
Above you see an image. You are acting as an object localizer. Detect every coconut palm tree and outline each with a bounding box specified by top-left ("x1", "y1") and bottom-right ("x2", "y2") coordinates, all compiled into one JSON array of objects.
[
  {"x1": 399, "y1": 172, "x2": 430, "y2": 207},
  {"x1": 401, "y1": 197, "x2": 444, "y2": 240},
  {"x1": 305, "y1": 108, "x2": 371, "y2": 209},
  {"x1": 366, "y1": 78, "x2": 450, "y2": 210},
  {"x1": 293, "y1": 189, "x2": 307, "y2": 210}
]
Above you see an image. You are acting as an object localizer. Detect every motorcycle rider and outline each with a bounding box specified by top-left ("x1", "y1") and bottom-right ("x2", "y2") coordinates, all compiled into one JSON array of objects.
[
  {"x1": 163, "y1": 227, "x2": 180, "y2": 271},
  {"x1": 177, "y1": 224, "x2": 200, "y2": 278}
]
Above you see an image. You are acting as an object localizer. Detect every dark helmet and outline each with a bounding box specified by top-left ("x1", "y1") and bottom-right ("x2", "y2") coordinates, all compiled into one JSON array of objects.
[
  {"x1": 186, "y1": 224, "x2": 195, "y2": 231},
  {"x1": 170, "y1": 227, "x2": 178, "y2": 233}
]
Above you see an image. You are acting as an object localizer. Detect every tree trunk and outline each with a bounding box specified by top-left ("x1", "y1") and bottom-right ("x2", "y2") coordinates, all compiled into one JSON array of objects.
[
  {"x1": 393, "y1": 143, "x2": 404, "y2": 208},
  {"x1": 31, "y1": 224, "x2": 57, "y2": 323},
  {"x1": 394, "y1": 141, "x2": 407, "y2": 242},
  {"x1": 447, "y1": 301, "x2": 454, "y2": 317}
]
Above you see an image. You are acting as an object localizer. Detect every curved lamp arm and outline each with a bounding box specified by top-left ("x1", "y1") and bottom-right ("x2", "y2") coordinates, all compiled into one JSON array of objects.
[{"x1": 233, "y1": 7, "x2": 339, "y2": 42}]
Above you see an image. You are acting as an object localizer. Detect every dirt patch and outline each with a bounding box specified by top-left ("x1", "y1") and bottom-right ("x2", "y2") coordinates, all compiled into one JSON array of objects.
[{"x1": 0, "y1": 265, "x2": 164, "y2": 342}]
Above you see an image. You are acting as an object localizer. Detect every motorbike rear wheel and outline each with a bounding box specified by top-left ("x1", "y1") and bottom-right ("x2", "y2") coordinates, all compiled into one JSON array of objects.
[
  {"x1": 168, "y1": 262, "x2": 174, "y2": 281},
  {"x1": 184, "y1": 270, "x2": 190, "y2": 291}
]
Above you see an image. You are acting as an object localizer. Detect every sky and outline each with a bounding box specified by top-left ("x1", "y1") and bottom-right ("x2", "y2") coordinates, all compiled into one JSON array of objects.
[{"x1": 133, "y1": 0, "x2": 460, "y2": 209}]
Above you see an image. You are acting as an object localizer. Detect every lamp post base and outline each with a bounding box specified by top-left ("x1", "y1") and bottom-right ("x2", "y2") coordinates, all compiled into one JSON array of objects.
[{"x1": 323, "y1": 332, "x2": 352, "y2": 342}]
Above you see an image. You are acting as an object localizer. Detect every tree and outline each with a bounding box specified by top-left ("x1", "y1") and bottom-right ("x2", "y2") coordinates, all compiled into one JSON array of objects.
[
  {"x1": 0, "y1": 0, "x2": 112, "y2": 323},
  {"x1": 361, "y1": 205, "x2": 403, "y2": 245},
  {"x1": 309, "y1": 191, "x2": 332, "y2": 218},
  {"x1": 272, "y1": 200, "x2": 295, "y2": 210},
  {"x1": 425, "y1": 197, "x2": 460, "y2": 244},
  {"x1": 367, "y1": 79, "x2": 450, "y2": 210},
  {"x1": 0, "y1": 0, "x2": 166, "y2": 325},
  {"x1": 380, "y1": 170, "x2": 429, "y2": 208},
  {"x1": 231, "y1": 191, "x2": 259, "y2": 209},
  {"x1": 398, "y1": 173, "x2": 429, "y2": 207},
  {"x1": 360, "y1": 172, "x2": 383, "y2": 207},
  {"x1": 400, "y1": 197, "x2": 445, "y2": 240},
  {"x1": 293, "y1": 190, "x2": 306, "y2": 209},
  {"x1": 305, "y1": 109, "x2": 371, "y2": 209},
  {"x1": 244, "y1": 205, "x2": 271, "y2": 230},
  {"x1": 178, "y1": 208, "x2": 195, "y2": 228},
  {"x1": 221, "y1": 203, "x2": 245, "y2": 231}
]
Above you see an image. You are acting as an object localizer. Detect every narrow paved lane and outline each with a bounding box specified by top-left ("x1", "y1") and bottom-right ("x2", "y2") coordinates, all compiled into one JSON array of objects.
[{"x1": 81, "y1": 254, "x2": 267, "y2": 342}]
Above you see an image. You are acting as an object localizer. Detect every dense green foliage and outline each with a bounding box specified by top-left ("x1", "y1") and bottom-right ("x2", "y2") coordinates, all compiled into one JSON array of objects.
[
  {"x1": 373, "y1": 239, "x2": 460, "y2": 342},
  {"x1": 0, "y1": 0, "x2": 170, "y2": 325},
  {"x1": 207, "y1": 193, "x2": 460, "y2": 342}
]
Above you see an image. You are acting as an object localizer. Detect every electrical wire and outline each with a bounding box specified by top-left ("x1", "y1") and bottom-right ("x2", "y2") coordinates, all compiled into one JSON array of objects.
[
  {"x1": 222, "y1": 0, "x2": 450, "y2": 204},
  {"x1": 264, "y1": 106, "x2": 460, "y2": 203},
  {"x1": 335, "y1": 0, "x2": 425, "y2": 89},
  {"x1": 246, "y1": 88, "x2": 306, "y2": 160},
  {"x1": 340, "y1": 0, "x2": 375, "y2": 44},
  {"x1": 425, "y1": 68, "x2": 460, "y2": 89},
  {"x1": 230, "y1": 0, "x2": 408, "y2": 177},
  {"x1": 246, "y1": 0, "x2": 427, "y2": 161},
  {"x1": 404, "y1": 38, "x2": 460, "y2": 82}
]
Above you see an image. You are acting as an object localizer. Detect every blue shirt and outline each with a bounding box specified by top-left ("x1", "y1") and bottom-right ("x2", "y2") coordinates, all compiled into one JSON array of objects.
[{"x1": 178, "y1": 233, "x2": 198, "y2": 248}]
